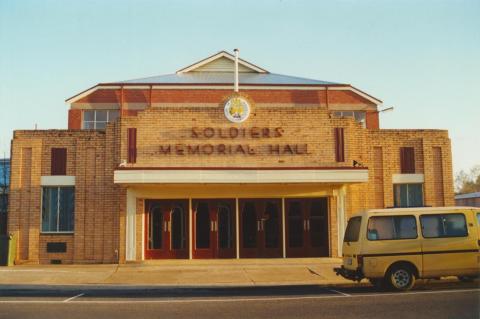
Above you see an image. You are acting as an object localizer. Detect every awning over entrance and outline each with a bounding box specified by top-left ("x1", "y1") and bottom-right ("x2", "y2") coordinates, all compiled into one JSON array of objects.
[{"x1": 114, "y1": 168, "x2": 369, "y2": 184}]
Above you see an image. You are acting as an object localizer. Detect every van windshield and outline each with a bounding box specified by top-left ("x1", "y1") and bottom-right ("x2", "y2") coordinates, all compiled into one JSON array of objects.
[{"x1": 344, "y1": 217, "x2": 361, "y2": 242}]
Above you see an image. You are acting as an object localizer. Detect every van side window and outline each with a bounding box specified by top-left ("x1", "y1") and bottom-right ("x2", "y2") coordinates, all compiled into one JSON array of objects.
[
  {"x1": 477, "y1": 212, "x2": 480, "y2": 226},
  {"x1": 344, "y1": 217, "x2": 362, "y2": 242},
  {"x1": 420, "y1": 214, "x2": 468, "y2": 238},
  {"x1": 367, "y1": 216, "x2": 417, "y2": 241}
]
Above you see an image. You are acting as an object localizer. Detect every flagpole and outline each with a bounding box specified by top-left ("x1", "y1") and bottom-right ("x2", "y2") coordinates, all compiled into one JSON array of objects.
[{"x1": 234, "y1": 48, "x2": 239, "y2": 93}]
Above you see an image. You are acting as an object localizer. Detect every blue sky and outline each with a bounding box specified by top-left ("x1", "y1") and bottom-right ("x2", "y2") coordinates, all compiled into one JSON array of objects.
[{"x1": 0, "y1": 0, "x2": 479, "y2": 173}]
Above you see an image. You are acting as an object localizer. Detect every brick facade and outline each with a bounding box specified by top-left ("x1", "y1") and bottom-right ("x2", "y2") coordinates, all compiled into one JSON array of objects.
[{"x1": 7, "y1": 56, "x2": 454, "y2": 264}]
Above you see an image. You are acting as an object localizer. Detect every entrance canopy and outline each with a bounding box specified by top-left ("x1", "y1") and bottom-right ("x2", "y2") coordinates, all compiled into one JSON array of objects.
[{"x1": 114, "y1": 168, "x2": 368, "y2": 184}]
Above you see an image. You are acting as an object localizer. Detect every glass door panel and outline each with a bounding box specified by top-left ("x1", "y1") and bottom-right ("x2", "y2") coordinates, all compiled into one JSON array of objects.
[
  {"x1": 218, "y1": 204, "x2": 233, "y2": 249},
  {"x1": 195, "y1": 202, "x2": 211, "y2": 249},
  {"x1": 242, "y1": 202, "x2": 257, "y2": 249},
  {"x1": 263, "y1": 201, "x2": 280, "y2": 249},
  {"x1": 171, "y1": 206, "x2": 186, "y2": 250},
  {"x1": 288, "y1": 201, "x2": 304, "y2": 248},
  {"x1": 148, "y1": 206, "x2": 163, "y2": 250}
]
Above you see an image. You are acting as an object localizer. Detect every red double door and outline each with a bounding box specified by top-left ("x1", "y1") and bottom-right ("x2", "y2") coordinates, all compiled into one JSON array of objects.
[
  {"x1": 192, "y1": 199, "x2": 236, "y2": 259},
  {"x1": 239, "y1": 199, "x2": 283, "y2": 258},
  {"x1": 285, "y1": 198, "x2": 329, "y2": 257},
  {"x1": 144, "y1": 199, "x2": 189, "y2": 259}
]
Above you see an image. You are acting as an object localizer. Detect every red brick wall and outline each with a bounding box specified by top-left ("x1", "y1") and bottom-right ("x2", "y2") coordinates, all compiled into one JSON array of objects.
[{"x1": 68, "y1": 109, "x2": 82, "y2": 129}]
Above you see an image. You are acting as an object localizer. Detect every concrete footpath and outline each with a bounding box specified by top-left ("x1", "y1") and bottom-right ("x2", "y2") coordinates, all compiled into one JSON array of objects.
[{"x1": 0, "y1": 258, "x2": 357, "y2": 287}]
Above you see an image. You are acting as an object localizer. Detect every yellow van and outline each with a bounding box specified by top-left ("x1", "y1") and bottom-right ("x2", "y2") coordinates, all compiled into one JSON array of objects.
[{"x1": 334, "y1": 207, "x2": 480, "y2": 291}]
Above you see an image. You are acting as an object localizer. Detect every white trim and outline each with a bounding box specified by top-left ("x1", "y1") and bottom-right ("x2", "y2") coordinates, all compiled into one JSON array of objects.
[
  {"x1": 150, "y1": 85, "x2": 328, "y2": 90},
  {"x1": 114, "y1": 169, "x2": 369, "y2": 184},
  {"x1": 334, "y1": 186, "x2": 346, "y2": 257},
  {"x1": 176, "y1": 51, "x2": 268, "y2": 74},
  {"x1": 392, "y1": 174, "x2": 425, "y2": 184},
  {"x1": 40, "y1": 176, "x2": 75, "y2": 186},
  {"x1": 126, "y1": 188, "x2": 136, "y2": 261},
  {"x1": 65, "y1": 86, "x2": 121, "y2": 103}
]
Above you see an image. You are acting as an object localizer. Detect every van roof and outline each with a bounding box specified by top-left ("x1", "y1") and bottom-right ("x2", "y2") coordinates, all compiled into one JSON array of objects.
[{"x1": 351, "y1": 206, "x2": 479, "y2": 218}]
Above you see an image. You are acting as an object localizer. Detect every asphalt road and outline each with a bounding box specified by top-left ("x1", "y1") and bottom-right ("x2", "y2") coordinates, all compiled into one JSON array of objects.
[{"x1": 0, "y1": 281, "x2": 478, "y2": 319}]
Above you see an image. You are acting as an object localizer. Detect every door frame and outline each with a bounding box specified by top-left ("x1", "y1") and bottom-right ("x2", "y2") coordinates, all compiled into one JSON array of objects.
[{"x1": 144, "y1": 199, "x2": 189, "y2": 259}]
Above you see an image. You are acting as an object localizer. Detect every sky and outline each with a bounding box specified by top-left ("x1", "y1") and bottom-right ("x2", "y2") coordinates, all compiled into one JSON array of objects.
[{"x1": 0, "y1": 0, "x2": 479, "y2": 174}]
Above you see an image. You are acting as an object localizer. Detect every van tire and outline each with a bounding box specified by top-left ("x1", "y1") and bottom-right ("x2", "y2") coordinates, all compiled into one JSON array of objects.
[{"x1": 386, "y1": 264, "x2": 415, "y2": 291}]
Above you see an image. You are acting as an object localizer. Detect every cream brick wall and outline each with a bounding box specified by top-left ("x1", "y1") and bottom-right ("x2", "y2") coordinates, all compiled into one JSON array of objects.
[{"x1": 8, "y1": 103, "x2": 454, "y2": 263}]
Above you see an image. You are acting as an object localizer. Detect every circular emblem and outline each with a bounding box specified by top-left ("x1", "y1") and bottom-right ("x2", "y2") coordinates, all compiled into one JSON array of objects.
[{"x1": 224, "y1": 96, "x2": 250, "y2": 123}]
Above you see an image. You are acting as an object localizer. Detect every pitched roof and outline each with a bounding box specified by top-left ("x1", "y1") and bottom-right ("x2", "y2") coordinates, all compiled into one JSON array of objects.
[
  {"x1": 113, "y1": 72, "x2": 341, "y2": 86},
  {"x1": 66, "y1": 50, "x2": 382, "y2": 104}
]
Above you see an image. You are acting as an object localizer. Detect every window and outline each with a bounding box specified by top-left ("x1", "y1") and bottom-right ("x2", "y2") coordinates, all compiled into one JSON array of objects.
[
  {"x1": 51, "y1": 148, "x2": 67, "y2": 175},
  {"x1": 394, "y1": 184, "x2": 423, "y2": 207},
  {"x1": 344, "y1": 217, "x2": 362, "y2": 242},
  {"x1": 333, "y1": 111, "x2": 366, "y2": 127},
  {"x1": 41, "y1": 187, "x2": 75, "y2": 233},
  {"x1": 83, "y1": 110, "x2": 119, "y2": 130},
  {"x1": 400, "y1": 147, "x2": 415, "y2": 173},
  {"x1": 420, "y1": 214, "x2": 468, "y2": 238},
  {"x1": 367, "y1": 216, "x2": 417, "y2": 240},
  {"x1": 477, "y1": 212, "x2": 480, "y2": 226}
]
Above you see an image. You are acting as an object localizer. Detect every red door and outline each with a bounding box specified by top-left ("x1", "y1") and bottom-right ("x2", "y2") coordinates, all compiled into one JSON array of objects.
[
  {"x1": 285, "y1": 198, "x2": 329, "y2": 257},
  {"x1": 193, "y1": 199, "x2": 236, "y2": 259},
  {"x1": 239, "y1": 199, "x2": 282, "y2": 258},
  {"x1": 144, "y1": 199, "x2": 189, "y2": 259}
]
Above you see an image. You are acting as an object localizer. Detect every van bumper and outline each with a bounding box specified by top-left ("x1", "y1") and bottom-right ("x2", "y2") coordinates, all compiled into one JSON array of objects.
[{"x1": 334, "y1": 266, "x2": 364, "y2": 282}]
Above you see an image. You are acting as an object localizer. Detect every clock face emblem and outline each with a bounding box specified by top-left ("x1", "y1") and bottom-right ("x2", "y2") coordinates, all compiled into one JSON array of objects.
[{"x1": 224, "y1": 96, "x2": 250, "y2": 123}]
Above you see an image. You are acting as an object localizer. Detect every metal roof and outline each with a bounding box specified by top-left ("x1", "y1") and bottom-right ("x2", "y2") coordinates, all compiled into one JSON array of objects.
[
  {"x1": 110, "y1": 72, "x2": 343, "y2": 86},
  {"x1": 455, "y1": 192, "x2": 480, "y2": 200}
]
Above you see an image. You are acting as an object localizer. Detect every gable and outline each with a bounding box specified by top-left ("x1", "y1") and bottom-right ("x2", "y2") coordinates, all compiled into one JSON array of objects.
[
  {"x1": 193, "y1": 56, "x2": 255, "y2": 73},
  {"x1": 176, "y1": 51, "x2": 268, "y2": 74}
]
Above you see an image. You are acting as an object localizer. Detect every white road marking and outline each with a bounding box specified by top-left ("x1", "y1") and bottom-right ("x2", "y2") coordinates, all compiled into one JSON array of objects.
[
  {"x1": 0, "y1": 288, "x2": 477, "y2": 304},
  {"x1": 328, "y1": 289, "x2": 351, "y2": 297},
  {"x1": 63, "y1": 293, "x2": 84, "y2": 302}
]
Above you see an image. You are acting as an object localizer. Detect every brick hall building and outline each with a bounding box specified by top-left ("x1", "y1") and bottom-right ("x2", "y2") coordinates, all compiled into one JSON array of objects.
[{"x1": 7, "y1": 51, "x2": 454, "y2": 264}]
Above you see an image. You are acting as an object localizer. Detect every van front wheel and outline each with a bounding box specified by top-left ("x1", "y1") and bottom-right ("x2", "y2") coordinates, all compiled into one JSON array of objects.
[{"x1": 386, "y1": 265, "x2": 415, "y2": 291}]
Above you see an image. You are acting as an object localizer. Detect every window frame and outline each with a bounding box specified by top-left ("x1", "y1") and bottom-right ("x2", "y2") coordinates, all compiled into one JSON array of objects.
[
  {"x1": 393, "y1": 183, "x2": 424, "y2": 208},
  {"x1": 420, "y1": 213, "x2": 468, "y2": 239},
  {"x1": 366, "y1": 215, "x2": 418, "y2": 241},
  {"x1": 82, "y1": 110, "x2": 119, "y2": 130},
  {"x1": 40, "y1": 186, "x2": 75, "y2": 234}
]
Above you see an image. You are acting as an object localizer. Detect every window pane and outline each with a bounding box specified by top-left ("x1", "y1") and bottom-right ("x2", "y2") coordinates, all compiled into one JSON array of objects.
[
  {"x1": 84, "y1": 122, "x2": 95, "y2": 129},
  {"x1": 95, "y1": 110, "x2": 108, "y2": 121},
  {"x1": 83, "y1": 111, "x2": 95, "y2": 121},
  {"x1": 395, "y1": 216, "x2": 417, "y2": 239},
  {"x1": 408, "y1": 184, "x2": 423, "y2": 207},
  {"x1": 58, "y1": 187, "x2": 75, "y2": 232},
  {"x1": 477, "y1": 213, "x2": 480, "y2": 226},
  {"x1": 443, "y1": 214, "x2": 467, "y2": 237},
  {"x1": 108, "y1": 110, "x2": 119, "y2": 121},
  {"x1": 344, "y1": 217, "x2": 361, "y2": 242},
  {"x1": 333, "y1": 111, "x2": 342, "y2": 117},
  {"x1": 354, "y1": 111, "x2": 366, "y2": 121},
  {"x1": 368, "y1": 216, "x2": 395, "y2": 240},
  {"x1": 42, "y1": 187, "x2": 58, "y2": 232},
  {"x1": 342, "y1": 111, "x2": 354, "y2": 118},
  {"x1": 420, "y1": 215, "x2": 442, "y2": 238},
  {"x1": 394, "y1": 184, "x2": 409, "y2": 207},
  {"x1": 95, "y1": 122, "x2": 106, "y2": 130}
]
